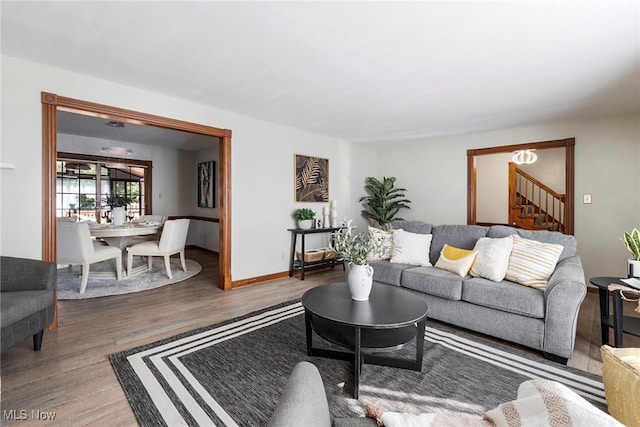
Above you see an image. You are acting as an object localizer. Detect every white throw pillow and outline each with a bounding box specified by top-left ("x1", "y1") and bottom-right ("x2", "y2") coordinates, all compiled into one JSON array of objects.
[
  {"x1": 470, "y1": 236, "x2": 514, "y2": 282},
  {"x1": 390, "y1": 229, "x2": 432, "y2": 266},
  {"x1": 368, "y1": 226, "x2": 394, "y2": 260},
  {"x1": 505, "y1": 235, "x2": 563, "y2": 290}
]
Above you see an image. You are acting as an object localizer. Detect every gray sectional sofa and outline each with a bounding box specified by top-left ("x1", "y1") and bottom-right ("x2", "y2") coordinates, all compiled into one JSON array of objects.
[{"x1": 369, "y1": 221, "x2": 587, "y2": 363}]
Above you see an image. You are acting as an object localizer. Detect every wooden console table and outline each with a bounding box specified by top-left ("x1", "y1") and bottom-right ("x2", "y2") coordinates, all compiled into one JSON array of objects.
[{"x1": 288, "y1": 227, "x2": 342, "y2": 280}]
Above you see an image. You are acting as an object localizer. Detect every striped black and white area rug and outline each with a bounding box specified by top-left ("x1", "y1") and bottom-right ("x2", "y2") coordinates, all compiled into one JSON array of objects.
[{"x1": 110, "y1": 301, "x2": 606, "y2": 427}]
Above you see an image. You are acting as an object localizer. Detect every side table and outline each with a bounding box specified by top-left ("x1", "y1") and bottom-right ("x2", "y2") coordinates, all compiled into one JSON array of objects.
[
  {"x1": 590, "y1": 276, "x2": 640, "y2": 347},
  {"x1": 612, "y1": 285, "x2": 640, "y2": 347},
  {"x1": 287, "y1": 227, "x2": 342, "y2": 280}
]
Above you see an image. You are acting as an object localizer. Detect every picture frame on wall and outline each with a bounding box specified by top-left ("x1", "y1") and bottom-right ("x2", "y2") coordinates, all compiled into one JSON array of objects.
[
  {"x1": 197, "y1": 160, "x2": 215, "y2": 208},
  {"x1": 295, "y1": 154, "x2": 329, "y2": 202}
]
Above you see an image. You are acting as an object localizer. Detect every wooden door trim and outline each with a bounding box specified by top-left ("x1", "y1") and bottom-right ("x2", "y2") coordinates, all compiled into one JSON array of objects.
[
  {"x1": 467, "y1": 138, "x2": 575, "y2": 235},
  {"x1": 42, "y1": 92, "x2": 232, "y2": 295}
]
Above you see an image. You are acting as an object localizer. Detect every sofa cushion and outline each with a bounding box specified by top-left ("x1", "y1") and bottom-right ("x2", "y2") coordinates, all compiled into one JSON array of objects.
[
  {"x1": 401, "y1": 266, "x2": 463, "y2": 300},
  {"x1": 470, "y1": 236, "x2": 513, "y2": 282},
  {"x1": 487, "y1": 225, "x2": 577, "y2": 261},
  {"x1": 390, "y1": 229, "x2": 432, "y2": 266},
  {"x1": 0, "y1": 290, "x2": 55, "y2": 327},
  {"x1": 434, "y1": 244, "x2": 478, "y2": 277},
  {"x1": 462, "y1": 277, "x2": 545, "y2": 318},
  {"x1": 429, "y1": 225, "x2": 488, "y2": 266},
  {"x1": 505, "y1": 235, "x2": 563, "y2": 290},
  {"x1": 390, "y1": 220, "x2": 433, "y2": 234},
  {"x1": 370, "y1": 260, "x2": 410, "y2": 286}
]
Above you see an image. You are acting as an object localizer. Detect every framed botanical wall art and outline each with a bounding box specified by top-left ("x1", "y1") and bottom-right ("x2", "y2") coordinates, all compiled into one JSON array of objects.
[
  {"x1": 295, "y1": 154, "x2": 329, "y2": 202},
  {"x1": 197, "y1": 160, "x2": 215, "y2": 208}
]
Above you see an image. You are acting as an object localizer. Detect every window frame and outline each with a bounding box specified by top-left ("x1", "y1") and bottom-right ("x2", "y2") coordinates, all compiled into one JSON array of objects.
[{"x1": 57, "y1": 152, "x2": 153, "y2": 220}]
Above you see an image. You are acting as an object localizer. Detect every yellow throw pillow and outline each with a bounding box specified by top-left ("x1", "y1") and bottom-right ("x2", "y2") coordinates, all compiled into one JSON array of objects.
[
  {"x1": 601, "y1": 345, "x2": 640, "y2": 426},
  {"x1": 434, "y1": 244, "x2": 478, "y2": 277}
]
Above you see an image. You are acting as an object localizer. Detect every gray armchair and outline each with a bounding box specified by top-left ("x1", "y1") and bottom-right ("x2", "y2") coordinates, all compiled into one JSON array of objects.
[{"x1": 1, "y1": 256, "x2": 56, "y2": 352}]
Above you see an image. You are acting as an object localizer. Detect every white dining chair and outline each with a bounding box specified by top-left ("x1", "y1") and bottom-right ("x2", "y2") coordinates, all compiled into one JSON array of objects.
[
  {"x1": 127, "y1": 219, "x2": 190, "y2": 279},
  {"x1": 57, "y1": 221, "x2": 122, "y2": 294}
]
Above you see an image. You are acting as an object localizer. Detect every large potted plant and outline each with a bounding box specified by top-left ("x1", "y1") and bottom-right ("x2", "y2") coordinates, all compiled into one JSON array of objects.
[
  {"x1": 622, "y1": 228, "x2": 640, "y2": 278},
  {"x1": 359, "y1": 176, "x2": 411, "y2": 229},
  {"x1": 332, "y1": 220, "x2": 383, "y2": 301},
  {"x1": 293, "y1": 208, "x2": 316, "y2": 230}
]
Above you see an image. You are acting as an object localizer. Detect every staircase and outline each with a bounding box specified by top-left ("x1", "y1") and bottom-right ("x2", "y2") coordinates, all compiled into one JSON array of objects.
[{"x1": 509, "y1": 163, "x2": 565, "y2": 233}]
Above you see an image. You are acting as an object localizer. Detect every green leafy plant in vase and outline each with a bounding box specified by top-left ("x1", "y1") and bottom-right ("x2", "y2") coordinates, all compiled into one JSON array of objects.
[
  {"x1": 294, "y1": 208, "x2": 316, "y2": 230},
  {"x1": 331, "y1": 219, "x2": 384, "y2": 301},
  {"x1": 621, "y1": 228, "x2": 640, "y2": 277}
]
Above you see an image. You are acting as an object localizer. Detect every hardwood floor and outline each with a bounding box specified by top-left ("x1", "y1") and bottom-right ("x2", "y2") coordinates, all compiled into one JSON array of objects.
[{"x1": 1, "y1": 247, "x2": 639, "y2": 426}]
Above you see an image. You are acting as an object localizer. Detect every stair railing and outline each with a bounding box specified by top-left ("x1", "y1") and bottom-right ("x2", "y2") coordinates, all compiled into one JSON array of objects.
[{"x1": 508, "y1": 163, "x2": 566, "y2": 232}]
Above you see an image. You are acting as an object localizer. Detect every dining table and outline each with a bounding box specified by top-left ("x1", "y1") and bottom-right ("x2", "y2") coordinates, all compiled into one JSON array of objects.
[{"x1": 88, "y1": 222, "x2": 162, "y2": 251}]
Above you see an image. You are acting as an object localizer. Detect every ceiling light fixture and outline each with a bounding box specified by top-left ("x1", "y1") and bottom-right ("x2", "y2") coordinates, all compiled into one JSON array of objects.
[
  {"x1": 105, "y1": 121, "x2": 125, "y2": 128},
  {"x1": 101, "y1": 146, "x2": 133, "y2": 155},
  {"x1": 512, "y1": 149, "x2": 537, "y2": 165}
]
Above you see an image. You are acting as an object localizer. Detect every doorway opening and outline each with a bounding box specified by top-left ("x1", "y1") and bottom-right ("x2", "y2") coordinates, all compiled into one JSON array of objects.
[
  {"x1": 41, "y1": 92, "x2": 232, "y2": 301},
  {"x1": 467, "y1": 138, "x2": 575, "y2": 235}
]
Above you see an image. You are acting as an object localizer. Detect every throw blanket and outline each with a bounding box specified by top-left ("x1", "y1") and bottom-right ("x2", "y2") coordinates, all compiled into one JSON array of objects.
[{"x1": 365, "y1": 379, "x2": 622, "y2": 427}]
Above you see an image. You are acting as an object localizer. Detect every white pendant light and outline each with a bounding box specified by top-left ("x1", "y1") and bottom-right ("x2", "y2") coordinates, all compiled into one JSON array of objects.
[
  {"x1": 512, "y1": 149, "x2": 537, "y2": 165},
  {"x1": 101, "y1": 146, "x2": 132, "y2": 155}
]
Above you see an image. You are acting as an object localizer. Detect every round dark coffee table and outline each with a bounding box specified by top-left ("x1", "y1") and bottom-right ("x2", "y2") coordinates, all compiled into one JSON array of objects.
[{"x1": 301, "y1": 283, "x2": 429, "y2": 398}]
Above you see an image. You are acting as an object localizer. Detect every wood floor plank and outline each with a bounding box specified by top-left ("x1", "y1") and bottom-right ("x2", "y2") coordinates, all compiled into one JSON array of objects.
[{"x1": 1, "y1": 248, "x2": 638, "y2": 426}]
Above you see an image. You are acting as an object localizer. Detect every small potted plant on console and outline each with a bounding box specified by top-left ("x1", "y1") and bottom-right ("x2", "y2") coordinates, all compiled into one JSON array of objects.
[{"x1": 294, "y1": 208, "x2": 316, "y2": 230}]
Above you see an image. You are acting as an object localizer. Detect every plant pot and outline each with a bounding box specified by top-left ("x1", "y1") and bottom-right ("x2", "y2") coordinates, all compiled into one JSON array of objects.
[
  {"x1": 111, "y1": 207, "x2": 126, "y2": 226},
  {"x1": 628, "y1": 259, "x2": 640, "y2": 278},
  {"x1": 298, "y1": 219, "x2": 313, "y2": 230},
  {"x1": 347, "y1": 262, "x2": 374, "y2": 301}
]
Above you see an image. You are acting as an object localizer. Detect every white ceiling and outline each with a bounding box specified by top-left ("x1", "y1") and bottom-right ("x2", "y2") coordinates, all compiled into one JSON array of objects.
[
  {"x1": 56, "y1": 111, "x2": 216, "y2": 151},
  {"x1": 2, "y1": 1, "x2": 639, "y2": 147}
]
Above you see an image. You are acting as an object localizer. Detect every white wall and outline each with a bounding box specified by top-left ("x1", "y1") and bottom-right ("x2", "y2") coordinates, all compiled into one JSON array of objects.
[
  {"x1": 186, "y1": 145, "x2": 220, "y2": 252},
  {"x1": 0, "y1": 55, "x2": 378, "y2": 282},
  {"x1": 377, "y1": 114, "x2": 640, "y2": 281},
  {"x1": 476, "y1": 152, "x2": 511, "y2": 223},
  {"x1": 4, "y1": 54, "x2": 636, "y2": 283}
]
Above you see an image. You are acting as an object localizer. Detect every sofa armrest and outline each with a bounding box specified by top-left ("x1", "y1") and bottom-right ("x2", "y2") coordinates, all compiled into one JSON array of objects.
[
  {"x1": 268, "y1": 362, "x2": 331, "y2": 427},
  {"x1": 542, "y1": 255, "x2": 587, "y2": 360},
  {"x1": 0, "y1": 256, "x2": 56, "y2": 293}
]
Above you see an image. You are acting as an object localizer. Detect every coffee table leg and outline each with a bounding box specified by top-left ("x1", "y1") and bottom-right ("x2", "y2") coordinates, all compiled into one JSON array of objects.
[
  {"x1": 415, "y1": 318, "x2": 426, "y2": 371},
  {"x1": 305, "y1": 310, "x2": 313, "y2": 355},
  {"x1": 354, "y1": 326, "x2": 361, "y2": 399}
]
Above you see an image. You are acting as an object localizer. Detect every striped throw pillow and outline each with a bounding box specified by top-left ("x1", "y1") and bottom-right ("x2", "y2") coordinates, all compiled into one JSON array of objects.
[{"x1": 505, "y1": 235, "x2": 563, "y2": 290}]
